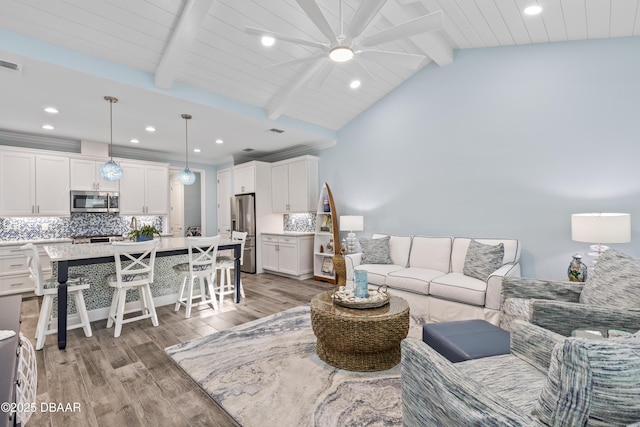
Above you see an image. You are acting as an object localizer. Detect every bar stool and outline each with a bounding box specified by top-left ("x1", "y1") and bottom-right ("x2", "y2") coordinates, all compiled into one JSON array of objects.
[
  {"x1": 106, "y1": 240, "x2": 159, "y2": 337},
  {"x1": 173, "y1": 235, "x2": 220, "y2": 318},
  {"x1": 21, "y1": 243, "x2": 92, "y2": 350},
  {"x1": 215, "y1": 231, "x2": 247, "y2": 304}
]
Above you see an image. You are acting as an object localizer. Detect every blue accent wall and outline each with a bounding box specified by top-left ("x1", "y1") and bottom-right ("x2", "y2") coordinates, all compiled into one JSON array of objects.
[{"x1": 319, "y1": 36, "x2": 640, "y2": 280}]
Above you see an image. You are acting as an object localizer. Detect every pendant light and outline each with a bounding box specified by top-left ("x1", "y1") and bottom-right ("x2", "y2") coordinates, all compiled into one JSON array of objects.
[
  {"x1": 178, "y1": 113, "x2": 196, "y2": 185},
  {"x1": 100, "y1": 96, "x2": 123, "y2": 181}
]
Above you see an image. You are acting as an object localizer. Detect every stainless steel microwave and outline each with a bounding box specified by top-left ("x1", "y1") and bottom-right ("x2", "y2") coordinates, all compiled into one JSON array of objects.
[{"x1": 70, "y1": 191, "x2": 119, "y2": 213}]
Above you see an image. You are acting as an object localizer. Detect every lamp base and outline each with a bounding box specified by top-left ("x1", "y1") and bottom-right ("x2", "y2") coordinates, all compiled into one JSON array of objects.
[
  {"x1": 346, "y1": 232, "x2": 357, "y2": 254},
  {"x1": 586, "y1": 244, "x2": 609, "y2": 265}
]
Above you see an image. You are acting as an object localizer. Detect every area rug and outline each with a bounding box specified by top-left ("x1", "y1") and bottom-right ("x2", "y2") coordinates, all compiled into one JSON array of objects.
[{"x1": 165, "y1": 304, "x2": 420, "y2": 426}]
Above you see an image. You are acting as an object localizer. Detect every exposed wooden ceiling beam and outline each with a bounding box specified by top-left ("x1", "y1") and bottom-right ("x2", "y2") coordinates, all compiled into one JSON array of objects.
[{"x1": 155, "y1": 0, "x2": 214, "y2": 90}]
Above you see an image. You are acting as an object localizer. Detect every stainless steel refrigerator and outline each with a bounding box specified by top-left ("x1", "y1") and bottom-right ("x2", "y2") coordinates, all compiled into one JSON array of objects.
[{"x1": 231, "y1": 193, "x2": 256, "y2": 273}]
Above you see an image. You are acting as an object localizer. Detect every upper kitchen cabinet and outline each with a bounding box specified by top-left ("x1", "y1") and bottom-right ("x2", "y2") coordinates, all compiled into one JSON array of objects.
[
  {"x1": 271, "y1": 155, "x2": 319, "y2": 213},
  {"x1": 233, "y1": 161, "x2": 271, "y2": 195},
  {"x1": 0, "y1": 149, "x2": 70, "y2": 216},
  {"x1": 119, "y1": 160, "x2": 169, "y2": 215},
  {"x1": 70, "y1": 157, "x2": 119, "y2": 191}
]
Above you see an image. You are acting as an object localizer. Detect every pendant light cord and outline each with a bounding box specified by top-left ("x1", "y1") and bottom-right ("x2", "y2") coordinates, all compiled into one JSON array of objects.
[
  {"x1": 104, "y1": 96, "x2": 118, "y2": 161},
  {"x1": 182, "y1": 113, "x2": 192, "y2": 169}
]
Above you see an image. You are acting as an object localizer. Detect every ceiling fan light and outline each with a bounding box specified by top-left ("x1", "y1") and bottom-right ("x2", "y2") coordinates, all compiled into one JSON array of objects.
[
  {"x1": 329, "y1": 46, "x2": 354, "y2": 63},
  {"x1": 261, "y1": 35, "x2": 275, "y2": 47}
]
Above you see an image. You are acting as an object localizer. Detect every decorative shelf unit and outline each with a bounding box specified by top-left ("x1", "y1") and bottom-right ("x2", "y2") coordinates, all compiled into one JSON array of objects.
[{"x1": 313, "y1": 183, "x2": 339, "y2": 283}]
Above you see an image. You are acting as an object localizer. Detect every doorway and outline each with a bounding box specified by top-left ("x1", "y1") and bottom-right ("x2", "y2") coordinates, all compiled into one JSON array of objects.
[{"x1": 169, "y1": 169, "x2": 205, "y2": 237}]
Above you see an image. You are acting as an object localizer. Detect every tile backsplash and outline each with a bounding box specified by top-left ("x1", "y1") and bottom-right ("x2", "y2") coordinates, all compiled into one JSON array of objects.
[
  {"x1": 0, "y1": 214, "x2": 163, "y2": 241},
  {"x1": 283, "y1": 213, "x2": 316, "y2": 233}
]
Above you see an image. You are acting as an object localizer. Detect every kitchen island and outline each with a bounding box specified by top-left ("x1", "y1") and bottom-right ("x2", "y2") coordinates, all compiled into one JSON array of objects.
[{"x1": 44, "y1": 237, "x2": 242, "y2": 350}]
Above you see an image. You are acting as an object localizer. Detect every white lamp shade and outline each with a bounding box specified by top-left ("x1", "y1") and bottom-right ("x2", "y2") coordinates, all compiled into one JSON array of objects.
[
  {"x1": 571, "y1": 213, "x2": 631, "y2": 244},
  {"x1": 340, "y1": 215, "x2": 364, "y2": 232}
]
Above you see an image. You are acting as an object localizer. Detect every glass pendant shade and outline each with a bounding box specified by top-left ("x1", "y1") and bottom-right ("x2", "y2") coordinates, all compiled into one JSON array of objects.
[
  {"x1": 180, "y1": 113, "x2": 196, "y2": 185},
  {"x1": 178, "y1": 168, "x2": 196, "y2": 185},
  {"x1": 100, "y1": 160, "x2": 123, "y2": 181},
  {"x1": 101, "y1": 96, "x2": 123, "y2": 181}
]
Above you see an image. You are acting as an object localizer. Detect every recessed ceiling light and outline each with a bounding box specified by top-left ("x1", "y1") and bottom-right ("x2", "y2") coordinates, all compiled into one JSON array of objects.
[
  {"x1": 193, "y1": 148, "x2": 201, "y2": 153},
  {"x1": 145, "y1": 126, "x2": 156, "y2": 132},
  {"x1": 261, "y1": 36, "x2": 275, "y2": 47},
  {"x1": 524, "y1": 5, "x2": 542, "y2": 15},
  {"x1": 350, "y1": 80, "x2": 361, "y2": 89},
  {"x1": 130, "y1": 139, "x2": 140, "y2": 144},
  {"x1": 215, "y1": 138, "x2": 223, "y2": 144},
  {"x1": 42, "y1": 124, "x2": 54, "y2": 130},
  {"x1": 44, "y1": 107, "x2": 58, "y2": 114}
]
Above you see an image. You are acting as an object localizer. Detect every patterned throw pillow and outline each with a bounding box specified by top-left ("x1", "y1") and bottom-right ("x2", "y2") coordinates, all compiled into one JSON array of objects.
[
  {"x1": 533, "y1": 336, "x2": 640, "y2": 426},
  {"x1": 359, "y1": 236, "x2": 393, "y2": 264},
  {"x1": 579, "y1": 249, "x2": 640, "y2": 308},
  {"x1": 463, "y1": 240, "x2": 504, "y2": 281}
]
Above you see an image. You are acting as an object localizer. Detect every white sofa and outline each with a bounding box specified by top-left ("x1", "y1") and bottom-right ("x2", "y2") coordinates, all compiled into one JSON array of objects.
[{"x1": 346, "y1": 235, "x2": 521, "y2": 325}]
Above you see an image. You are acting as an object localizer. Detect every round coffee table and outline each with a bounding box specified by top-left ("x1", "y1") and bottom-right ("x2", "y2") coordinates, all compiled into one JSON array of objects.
[{"x1": 310, "y1": 290, "x2": 410, "y2": 372}]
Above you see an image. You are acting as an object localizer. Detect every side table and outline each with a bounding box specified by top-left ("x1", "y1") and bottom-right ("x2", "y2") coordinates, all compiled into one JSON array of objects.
[{"x1": 310, "y1": 291, "x2": 410, "y2": 372}]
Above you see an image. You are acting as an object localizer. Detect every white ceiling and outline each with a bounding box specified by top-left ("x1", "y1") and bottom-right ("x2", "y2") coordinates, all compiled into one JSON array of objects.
[{"x1": 0, "y1": 0, "x2": 639, "y2": 165}]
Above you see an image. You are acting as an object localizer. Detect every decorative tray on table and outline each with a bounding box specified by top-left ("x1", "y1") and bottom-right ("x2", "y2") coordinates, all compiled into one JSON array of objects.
[{"x1": 332, "y1": 285, "x2": 390, "y2": 309}]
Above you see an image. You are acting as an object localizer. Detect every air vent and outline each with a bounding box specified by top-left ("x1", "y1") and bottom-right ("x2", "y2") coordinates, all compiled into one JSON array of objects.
[
  {"x1": 0, "y1": 60, "x2": 22, "y2": 73},
  {"x1": 243, "y1": 148, "x2": 254, "y2": 152},
  {"x1": 267, "y1": 128, "x2": 285, "y2": 134}
]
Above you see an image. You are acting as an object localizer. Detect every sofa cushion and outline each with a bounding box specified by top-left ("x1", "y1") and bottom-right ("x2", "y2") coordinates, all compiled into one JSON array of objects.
[
  {"x1": 371, "y1": 234, "x2": 412, "y2": 267},
  {"x1": 354, "y1": 264, "x2": 402, "y2": 286},
  {"x1": 579, "y1": 249, "x2": 640, "y2": 308},
  {"x1": 451, "y1": 238, "x2": 520, "y2": 274},
  {"x1": 463, "y1": 240, "x2": 504, "y2": 281},
  {"x1": 409, "y1": 236, "x2": 452, "y2": 272},
  {"x1": 386, "y1": 267, "x2": 447, "y2": 295},
  {"x1": 430, "y1": 273, "x2": 487, "y2": 306},
  {"x1": 533, "y1": 335, "x2": 640, "y2": 427},
  {"x1": 359, "y1": 236, "x2": 392, "y2": 264}
]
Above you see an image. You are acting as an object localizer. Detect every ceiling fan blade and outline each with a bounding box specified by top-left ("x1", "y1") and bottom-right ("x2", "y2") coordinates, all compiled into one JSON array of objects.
[
  {"x1": 245, "y1": 27, "x2": 327, "y2": 49},
  {"x1": 295, "y1": 0, "x2": 336, "y2": 42},
  {"x1": 345, "y1": 0, "x2": 388, "y2": 40},
  {"x1": 359, "y1": 10, "x2": 443, "y2": 47},
  {"x1": 263, "y1": 53, "x2": 327, "y2": 69},
  {"x1": 357, "y1": 49, "x2": 426, "y2": 69},
  {"x1": 313, "y1": 62, "x2": 334, "y2": 86}
]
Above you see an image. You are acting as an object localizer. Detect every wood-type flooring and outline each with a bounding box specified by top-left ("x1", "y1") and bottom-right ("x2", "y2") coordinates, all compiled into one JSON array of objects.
[{"x1": 18, "y1": 272, "x2": 334, "y2": 426}]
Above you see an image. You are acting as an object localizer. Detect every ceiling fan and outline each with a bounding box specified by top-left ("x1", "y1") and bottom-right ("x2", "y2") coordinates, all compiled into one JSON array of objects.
[{"x1": 245, "y1": 0, "x2": 444, "y2": 78}]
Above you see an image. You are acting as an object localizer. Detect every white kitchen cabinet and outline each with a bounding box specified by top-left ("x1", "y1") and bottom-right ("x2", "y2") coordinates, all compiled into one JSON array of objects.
[
  {"x1": 233, "y1": 163, "x2": 256, "y2": 194},
  {"x1": 70, "y1": 158, "x2": 119, "y2": 191},
  {"x1": 0, "y1": 150, "x2": 70, "y2": 216},
  {"x1": 261, "y1": 233, "x2": 313, "y2": 279},
  {"x1": 119, "y1": 161, "x2": 169, "y2": 215},
  {"x1": 0, "y1": 244, "x2": 58, "y2": 296},
  {"x1": 271, "y1": 155, "x2": 318, "y2": 213},
  {"x1": 217, "y1": 168, "x2": 232, "y2": 237}
]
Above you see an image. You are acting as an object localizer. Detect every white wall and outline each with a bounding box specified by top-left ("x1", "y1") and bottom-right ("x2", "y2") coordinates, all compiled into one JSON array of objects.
[{"x1": 319, "y1": 36, "x2": 640, "y2": 279}]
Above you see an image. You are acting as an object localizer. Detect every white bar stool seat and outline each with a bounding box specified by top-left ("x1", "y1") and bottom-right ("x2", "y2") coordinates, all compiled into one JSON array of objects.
[
  {"x1": 215, "y1": 231, "x2": 247, "y2": 304},
  {"x1": 106, "y1": 240, "x2": 159, "y2": 337},
  {"x1": 21, "y1": 243, "x2": 92, "y2": 350},
  {"x1": 173, "y1": 235, "x2": 220, "y2": 318}
]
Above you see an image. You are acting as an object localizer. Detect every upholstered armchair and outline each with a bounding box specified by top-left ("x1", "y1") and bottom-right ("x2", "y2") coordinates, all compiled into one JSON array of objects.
[
  {"x1": 500, "y1": 249, "x2": 640, "y2": 336},
  {"x1": 401, "y1": 319, "x2": 640, "y2": 426}
]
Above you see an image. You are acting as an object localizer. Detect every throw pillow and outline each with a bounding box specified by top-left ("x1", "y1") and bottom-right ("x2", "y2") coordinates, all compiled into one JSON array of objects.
[
  {"x1": 579, "y1": 249, "x2": 640, "y2": 308},
  {"x1": 359, "y1": 236, "x2": 393, "y2": 264},
  {"x1": 463, "y1": 240, "x2": 504, "y2": 281},
  {"x1": 533, "y1": 336, "x2": 640, "y2": 426}
]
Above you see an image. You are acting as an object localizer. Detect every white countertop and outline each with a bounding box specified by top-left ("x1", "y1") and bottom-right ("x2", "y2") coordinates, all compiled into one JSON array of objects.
[
  {"x1": 0, "y1": 238, "x2": 73, "y2": 248},
  {"x1": 262, "y1": 232, "x2": 314, "y2": 236},
  {"x1": 43, "y1": 237, "x2": 240, "y2": 262}
]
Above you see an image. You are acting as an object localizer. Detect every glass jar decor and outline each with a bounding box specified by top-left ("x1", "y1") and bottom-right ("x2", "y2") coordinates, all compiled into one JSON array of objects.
[
  {"x1": 354, "y1": 270, "x2": 369, "y2": 298},
  {"x1": 568, "y1": 254, "x2": 587, "y2": 282}
]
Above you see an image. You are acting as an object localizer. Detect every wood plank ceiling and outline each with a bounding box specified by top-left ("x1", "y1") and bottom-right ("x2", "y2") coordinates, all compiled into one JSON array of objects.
[{"x1": 0, "y1": 0, "x2": 639, "y2": 163}]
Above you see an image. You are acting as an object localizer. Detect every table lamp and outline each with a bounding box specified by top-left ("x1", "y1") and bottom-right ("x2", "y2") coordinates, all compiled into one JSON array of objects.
[
  {"x1": 340, "y1": 215, "x2": 364, "y2": 254},
  {"x1": 571, "y1": 213, "x2": 631, "y2": 262}
]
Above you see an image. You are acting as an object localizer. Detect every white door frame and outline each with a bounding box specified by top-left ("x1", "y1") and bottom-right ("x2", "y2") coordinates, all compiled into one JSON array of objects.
[{"x1": 168, "y1": 167, "x2": 206, "y2": 236}]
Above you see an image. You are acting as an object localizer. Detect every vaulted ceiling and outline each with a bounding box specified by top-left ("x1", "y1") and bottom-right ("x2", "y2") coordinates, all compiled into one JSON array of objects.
[{"x1": 0, "y1": 0, "x2": 639, "y2": 164}]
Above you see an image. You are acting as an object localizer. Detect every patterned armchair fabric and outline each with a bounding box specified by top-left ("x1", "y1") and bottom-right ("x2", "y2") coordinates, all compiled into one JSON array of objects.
[
  {"x1": 401, "y1": 321, "x2": 640, "y2": 427},
  {"x1": 500, "y1": 250, "x2": 640, "y2": 333}
]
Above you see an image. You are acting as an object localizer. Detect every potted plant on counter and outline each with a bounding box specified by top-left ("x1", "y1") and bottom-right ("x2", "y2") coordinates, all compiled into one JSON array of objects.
[{"x1": 127, "y1": 224, "x2": 161, "y2": 242}]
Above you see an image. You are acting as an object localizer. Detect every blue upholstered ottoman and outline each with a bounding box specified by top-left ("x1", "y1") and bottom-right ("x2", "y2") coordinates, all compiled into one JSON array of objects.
[{"x1": 422, "y1": 319, "x2": 510, "y2": 363}]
